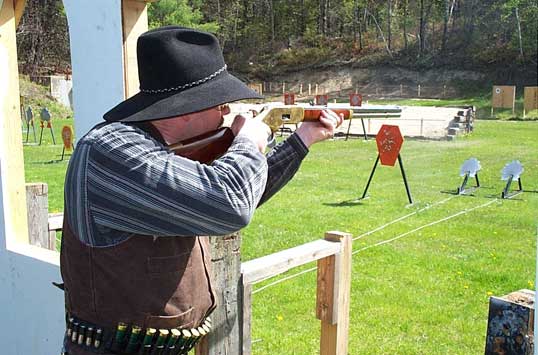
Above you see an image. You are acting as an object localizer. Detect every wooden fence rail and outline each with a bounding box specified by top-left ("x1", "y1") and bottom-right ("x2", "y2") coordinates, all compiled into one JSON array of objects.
[{"x1": 233, "y1": 231, "x2": 352, "y2": 355}]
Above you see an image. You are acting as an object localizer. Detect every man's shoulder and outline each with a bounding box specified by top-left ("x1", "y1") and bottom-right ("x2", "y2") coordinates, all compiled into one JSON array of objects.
[{"x1": 81, "y1": 122, "x2": 146, "y2": 145}]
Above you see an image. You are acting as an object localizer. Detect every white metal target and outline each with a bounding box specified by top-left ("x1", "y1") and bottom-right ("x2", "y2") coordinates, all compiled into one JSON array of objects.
[
  {"x1": 40, "y1": 108, "x2": 51, "y2": 122},
  {"x1": 459, "y1": 158, "x2": 481, "y2": 177},
  {"x1": 501, "y1": 160, "x2": 524, "y2": 180}
]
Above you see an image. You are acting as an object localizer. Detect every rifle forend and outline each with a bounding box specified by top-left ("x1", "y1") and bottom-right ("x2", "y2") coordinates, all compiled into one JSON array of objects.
[{"x1": 259, "y1": 106, "x2": 353, "y2": 133}]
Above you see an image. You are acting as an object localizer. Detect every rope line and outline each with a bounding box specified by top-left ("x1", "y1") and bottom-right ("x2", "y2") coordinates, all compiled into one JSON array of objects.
[
  {"x1": 352, "y1": 195, "x2": 455, "y2": 241},
  {"x1": 352, "y1": 198, "x2": 498, "y2": 256},
  {"x1": 253, "y1": 195, "x2": 455, "y2": 291},
  {"x1": 251, "y1": 197, "x2": 498, "y2": 295}
]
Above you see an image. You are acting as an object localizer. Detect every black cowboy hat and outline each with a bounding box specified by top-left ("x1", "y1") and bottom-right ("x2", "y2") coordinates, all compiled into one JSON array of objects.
[{"x1": 103, "y1": 26, "x2": 263, "y2": 122}]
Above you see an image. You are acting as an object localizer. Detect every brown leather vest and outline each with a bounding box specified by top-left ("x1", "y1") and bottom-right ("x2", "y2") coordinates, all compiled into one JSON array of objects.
[{"x1": 60, "y1": 220, "x2": 216, "y2": 331}]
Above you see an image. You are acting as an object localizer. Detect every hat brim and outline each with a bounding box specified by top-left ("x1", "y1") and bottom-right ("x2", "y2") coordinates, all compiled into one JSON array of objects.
[{"x1": 103, "y1": 72, "x2": 264, "y2": 122}]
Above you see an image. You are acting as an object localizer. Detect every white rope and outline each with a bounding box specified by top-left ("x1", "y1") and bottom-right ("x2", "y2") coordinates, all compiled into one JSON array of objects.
[
  {"x1": 251, "y1": 197, "x2": 498, "y2": 295},
  {"x1": 353, "y1": 195, "x2": 455, "y2": 241},
  {"x1": 252, "y1": 266, "x2": 317, "y2": 294},
  {"x1": 352, "y1": 198, "x2": 498, "y2": 255}
]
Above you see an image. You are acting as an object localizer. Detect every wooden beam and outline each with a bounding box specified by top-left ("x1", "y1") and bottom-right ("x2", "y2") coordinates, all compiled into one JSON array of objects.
[
  {"x1": 197, "y1": 234, "x2": 243, "y2": 355},
  {"x1": 121, "y1": 0, "x2": 148, "y2": 99},
  {"x1": 26, "y1": 183, "x2": 54, "y2": 250},
  {"x1": 317, "y1": 231, "x2": 352, "y2": 355},
  {"x1": 13, "y1": 0, "x2": 26, "y2": 27},
  {"x1": 0, "y1": 0, "x2": 29, "y2": 243},
  {"x1": 241, "y1": 239, "x2": 342, "y2": 284},
  {"x1": 240, "y1": 280, "x2": 252, "y2": 355}
]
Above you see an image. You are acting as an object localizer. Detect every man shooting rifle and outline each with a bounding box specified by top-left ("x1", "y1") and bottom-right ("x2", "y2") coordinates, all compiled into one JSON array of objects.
[{"x1": 60, "y1": 26, "x2": 343, "y2": 355}]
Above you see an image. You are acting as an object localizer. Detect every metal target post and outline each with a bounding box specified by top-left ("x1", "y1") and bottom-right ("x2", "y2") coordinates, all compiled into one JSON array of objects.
[
  {"x1": 360, "y1": 125, "x2": 413, "y2": 204},
  {"x1": 397, "y1": 154, "x2": 413, "y2": 204}
]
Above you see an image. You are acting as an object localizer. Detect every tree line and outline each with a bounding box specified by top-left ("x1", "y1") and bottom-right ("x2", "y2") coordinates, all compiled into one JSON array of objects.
[{"x1": 16, "y1": 0, "x2": 538, "y2": 78}]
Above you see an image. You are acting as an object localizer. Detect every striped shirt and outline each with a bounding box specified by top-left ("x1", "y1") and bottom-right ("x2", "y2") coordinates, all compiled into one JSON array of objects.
[{"x1": 64, "y1": 122, "x2": 308, "y2": 246}]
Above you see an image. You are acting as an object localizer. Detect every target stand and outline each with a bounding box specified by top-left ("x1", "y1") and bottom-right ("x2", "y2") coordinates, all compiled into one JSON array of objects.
[
  {"x1": 39, "y1": 108, "x2": 56, "y2": 145},
  {"x1": 359, "y1": 125, "x2": 413, "y2": 204},
  {"x1": 24, "y1": 106, "x2": 37, "y2": 143},
  {"x1": 60, "y1": 125, "x2": 75, "y2": 161},
  {"x1": 456, "y1": 158, "x2": 481, "y2": 195},
  {"x1": 501, "y1": 160, "x2": 524, "y2": 199}
]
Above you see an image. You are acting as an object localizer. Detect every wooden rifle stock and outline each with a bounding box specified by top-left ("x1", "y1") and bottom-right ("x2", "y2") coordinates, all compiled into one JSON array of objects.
[
  {"x1": 167, "y1": 106, "x2": 353, "y2": 163},
  {"x1": 167, "y1": 127, "x2": 235, "y2": 164}
]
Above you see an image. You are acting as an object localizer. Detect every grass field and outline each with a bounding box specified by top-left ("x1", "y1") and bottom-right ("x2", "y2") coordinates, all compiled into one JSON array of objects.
[
  {"x1": 241, "y1": 119, "x2": 537, "y2": 354},
  {"x1": 22, "y1": 112, "x2": 537, "y2": 353}
]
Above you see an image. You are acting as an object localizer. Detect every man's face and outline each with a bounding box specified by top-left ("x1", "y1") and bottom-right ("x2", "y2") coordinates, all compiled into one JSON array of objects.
[{"x1": 150, "y1": 104, "x2": 230, "y2": 144}]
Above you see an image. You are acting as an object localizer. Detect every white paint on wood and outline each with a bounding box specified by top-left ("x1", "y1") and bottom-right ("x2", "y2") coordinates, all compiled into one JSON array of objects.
[
  {"x1": 0, "y1": 164, "x2": 64, "y2": 354},
  {"x1": 241, "y1": 239, "x2": 342, "y2": 284},
  {"x1": 63, "y1": 0, "x2": 125, "y2": 139},
  {"x1": 0, "y1": 1, "x2": 128, "y2": 353},
  {"x1": 0, "y1": 0, "x2": 29, "y2": 243}
]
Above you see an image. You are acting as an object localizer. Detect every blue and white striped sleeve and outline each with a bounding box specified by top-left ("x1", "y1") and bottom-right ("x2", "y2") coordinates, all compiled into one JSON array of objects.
[{"x1": 85, "y1": 124, "x2": 268, "y2": 238}]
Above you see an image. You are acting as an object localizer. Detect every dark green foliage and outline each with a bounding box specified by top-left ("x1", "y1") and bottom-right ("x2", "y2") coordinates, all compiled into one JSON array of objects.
[
  {"x1": 16, "y1": 0, "x2": 70, "y2": 77},
  {"x1": 14, "y1": 0, "x2": 538, "y2": 80}
]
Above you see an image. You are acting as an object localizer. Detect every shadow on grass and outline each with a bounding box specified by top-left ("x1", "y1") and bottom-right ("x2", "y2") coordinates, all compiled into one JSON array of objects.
[
  {"x1": 29, "y1": 158, "x2": 69, "y2": 165},
  {"x1": 323, "y1": 199, "x2": 365, "y2": 207}
]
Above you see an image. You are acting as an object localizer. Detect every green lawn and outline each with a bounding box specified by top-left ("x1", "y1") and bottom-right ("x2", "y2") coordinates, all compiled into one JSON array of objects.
[
  {"x1": 22, "y1": 118, "x2": 74, "y2": 212},
  {"x1": 241, "y1": 120, "x2": 537, "y2": 354},
  {"x1": 22, "y1": 116, "x2": 537, "y2": 354}
]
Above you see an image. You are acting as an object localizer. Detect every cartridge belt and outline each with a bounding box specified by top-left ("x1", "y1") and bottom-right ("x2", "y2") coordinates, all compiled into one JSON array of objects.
[{"x1": 65, "y1": 313, "x2": 212, "y2": 355}]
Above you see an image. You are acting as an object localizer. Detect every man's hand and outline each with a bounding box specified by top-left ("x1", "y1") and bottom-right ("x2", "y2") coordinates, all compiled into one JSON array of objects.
[
  {"x1": 295, "y1": 109, "x2": 344, "y2": 148},
  {"x1": 231, "y1": 113, "x2": 272, "y2": 153}
]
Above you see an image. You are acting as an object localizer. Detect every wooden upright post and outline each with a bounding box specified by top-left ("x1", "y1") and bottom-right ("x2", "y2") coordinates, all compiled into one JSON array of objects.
[
  {"x1": 317, "y1": 231, "x2": 352, "y2": 355},
  {"x1": 196, "y1": 233, "x2": 243, "y2": 355},
  {"x1": 0, "y1": 0, "x2": 29, "y2": 242},
  {"x1": 25, "y1": 183, "x2": 54, "y2": 250},
  {"x1": 122, "y1": 0, "x2": 149, "y2": 99}
]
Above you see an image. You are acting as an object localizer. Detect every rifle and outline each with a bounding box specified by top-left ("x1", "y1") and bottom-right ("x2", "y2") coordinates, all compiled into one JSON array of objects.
[{"x1": 168, "y1": 105, "x2": 353, "y2": 164}]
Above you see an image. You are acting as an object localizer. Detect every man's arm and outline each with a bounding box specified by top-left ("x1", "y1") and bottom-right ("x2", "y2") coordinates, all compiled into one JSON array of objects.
[
  {"x1": 258, "y1": 133, "x2": 308, "y2": 206},
  {"x1": 67, "y1": 123, "x2": 268, "y2": 245}
]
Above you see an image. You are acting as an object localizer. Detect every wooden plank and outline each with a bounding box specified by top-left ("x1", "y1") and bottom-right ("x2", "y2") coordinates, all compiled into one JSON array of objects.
[
  {"x1": 316, "y1": 254, "x2": 336, "y2": 322},
  {"x1": 492, "y1": 85, "x2": 516, "y2": 109},
  {"x1": 318, "y1": 231, "x2": 352, "y2": 355},
  {"x1": 13, "y1": 0, "x2": 26, "y2": 26},
  {"x1": 0, "y1": 0, "x2": 29, "y2": 243},
  {"x1": 121, "y1": 0, "x2": 148, "y2": 99},
  {"x1": 524, "y1": 87, "x2": 538, "y2": 113},
  {"x1": 26, "y1": 183, "x2": 53, "y2": 250},
  {"x1": 200, "y1": 234, "x2": 243, "y2": 355},
  {"x1": 241, "y1": 239, "x2": 341, "y2": 284},
  {"x1": 240, "y1": 281, "x2": 252, "y2": 355}
]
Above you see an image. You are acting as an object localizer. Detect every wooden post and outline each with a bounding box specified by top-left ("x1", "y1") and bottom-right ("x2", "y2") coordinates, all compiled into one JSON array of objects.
[
  {"x1": 196, "y1": 233, "x2": 242, "y2": 355},
  {"x1": 315, "y1": 84, "x2": 319, "y2": 95},
  {"x1": 308, "y1": 83, "x2": 311, "y2": 95},
  {"x1": 1, "y1": 0, "x2": 30, "y2": 242},
  {"x1": 418, "y1": 84, "x2": 421, "y2": 97},
  {"x1": 317, "y1": 231, "x2": 352, "y2": 355},
  {"x1": 299, "y1": 83, "x2": 303, "y2": 95},
  {"x1": 443, "y1": 85, "x2": 447, "y2": 98},
  {"x1": 240, "y1": 280, "x2": 252, "y2": 355},
  {"x1": 400, "y1": 84, "x2": 403, "y2": 97},
  {"x1": 25, "y1": 183, "x2": 54, "y2": 250},
  {"x1": 122, "y1": 0, "x2": 149, "y2": 99},
  {"x1": 282, "y1": 82, "x2": 286, "y2": 94}
]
